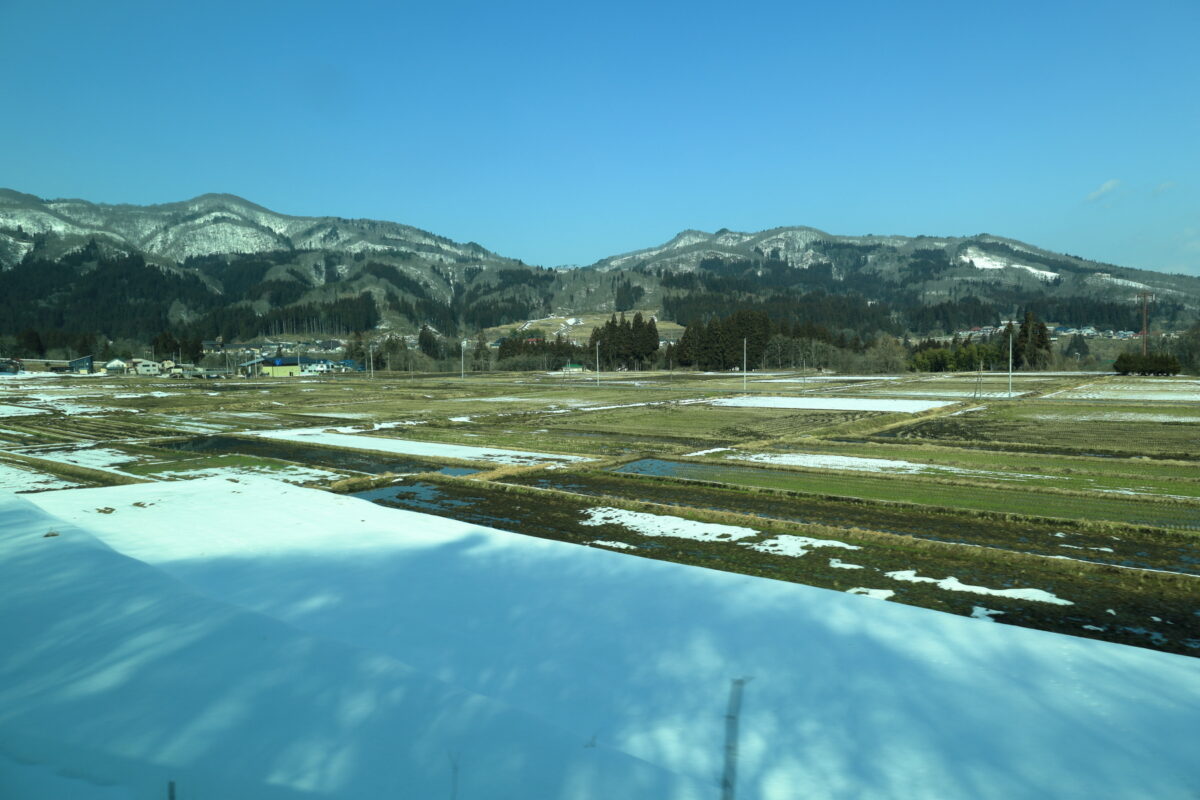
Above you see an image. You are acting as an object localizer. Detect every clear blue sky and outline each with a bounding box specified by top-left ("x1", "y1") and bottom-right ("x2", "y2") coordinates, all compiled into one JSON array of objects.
[{"x1": 2, "y1": 0, "x2": 1197, "y2": 274}]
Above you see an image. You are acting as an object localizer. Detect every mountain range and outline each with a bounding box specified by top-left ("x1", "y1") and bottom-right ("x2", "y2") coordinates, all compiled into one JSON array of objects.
[{"x1": 1, "y1": 188, "x2": 1196, "y2": 343}]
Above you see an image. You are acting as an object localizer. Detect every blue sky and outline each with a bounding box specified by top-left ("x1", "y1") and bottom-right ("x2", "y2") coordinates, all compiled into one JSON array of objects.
[{"x1": 1, "y1": 0, "x2": 1197, "y2": 274}]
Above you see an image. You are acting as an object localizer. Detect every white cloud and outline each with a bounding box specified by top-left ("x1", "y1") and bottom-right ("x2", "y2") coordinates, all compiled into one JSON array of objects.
[
  {"x1": 1086, "y1": 179, "x2": 1121, "y2": 202},
  {"x1": 1153, "y1": 181, "x2": 1177, "y2": 195}
]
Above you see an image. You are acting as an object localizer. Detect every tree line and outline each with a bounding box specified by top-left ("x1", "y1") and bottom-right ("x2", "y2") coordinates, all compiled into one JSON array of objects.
[
  {"x1": 908, "y1": 312, "x2": 1053, "y2": 372},
  {"x1": 1113, "y1": 352, "x2": 1181, "y2": 375}
]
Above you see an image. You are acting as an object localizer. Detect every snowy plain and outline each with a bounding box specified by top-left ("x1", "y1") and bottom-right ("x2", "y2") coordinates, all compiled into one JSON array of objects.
[
  {"x1": 6, "y1": 478, "x2": 1200, "y2": 799},
  {"x1": 2, "y1": 488, "x2": 702, "y2": 800}
]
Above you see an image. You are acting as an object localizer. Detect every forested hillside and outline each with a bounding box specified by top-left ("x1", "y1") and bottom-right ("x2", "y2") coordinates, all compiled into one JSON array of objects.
[{"x1": 2, "y1": 190, "x2": 1197, "y2": 355}]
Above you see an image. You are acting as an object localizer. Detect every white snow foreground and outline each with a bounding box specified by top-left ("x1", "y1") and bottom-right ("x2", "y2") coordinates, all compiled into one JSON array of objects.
[
  {"x1": 8, "y1": 478, "x2": 1200, "y2": 800},
  {"x1": 0, "y1": 491, "x2": 703, "y2": 800}
]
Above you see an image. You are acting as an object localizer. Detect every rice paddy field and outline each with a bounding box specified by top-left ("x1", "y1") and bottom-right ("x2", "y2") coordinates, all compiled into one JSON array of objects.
[{"x1": 3, "y1": 367, "x2": 1198, "y2": 656}]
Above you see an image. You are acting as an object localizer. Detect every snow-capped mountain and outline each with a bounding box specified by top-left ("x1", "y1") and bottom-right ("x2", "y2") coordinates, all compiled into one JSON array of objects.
[
  {"x1": 0, "y1": 189, "x2": 502, "y2": 266},
  {"x1": 1, "y1": 188, "x2": 1197, "y2": 339},
  {"x1": 590, "y1": 224, "x2": 1198, "y2": 301}
]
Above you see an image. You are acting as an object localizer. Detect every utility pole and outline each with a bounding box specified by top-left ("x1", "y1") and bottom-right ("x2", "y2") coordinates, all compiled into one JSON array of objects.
[
  {"x1": 460, "y1": 339, "x2": 465, "y2": 379},
  {"x1": 743, "y1": 338, "x2": 747, "y2": 393},
  {"x1": 1008, "y1": 328, "x2": 1013, "y2": 398},
  {"x1": 1137, "y1": 291, "x2": 1154, "y2": 356},
  {"x1": 595, "y1": 341, "x2": 600, "y2": 387}
]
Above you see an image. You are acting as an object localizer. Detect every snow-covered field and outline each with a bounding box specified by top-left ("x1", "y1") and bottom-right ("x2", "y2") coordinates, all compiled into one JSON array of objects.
[
  {"x1": 867, "y1": 389, "x2": 1025, "y2": 398},
  {"x1": 151, "y1": 415, "x2": 234, "y2": 433},
  {"x1": 928, "y1": 372, "x2": 1109, "y2": 379},
  {"x1": 0, "y1": 403, "x2": 46, "y2": 417},
  {"x1": 5, "y1": 478, "x2": 1199, "y2": 799},
  {"x1": 0, "y1": 392, "x2": 122, "y2": 415},
  {"x1": 0, "y1": 462, "x2": 79, "y2": 492},
  {"x1": 756, "y1": 376, "x2": 901, "y2": 382},
  {"x1": 250, "y1": 427, "x2": 590, "y2": 465},
  {"x1": 1031, "y1": 412, "x2": 1198, "y2": 423},
  {"x1": 581, "y1": 506, "x2": 758, "y2": 541},
  {"x1": 745, "y1": 534, "x2": 859, "y2": 557},
  {"x1": 1049, "y1": 381, "x2": 1200, "y2": 403},
  {"x1": 712, "y1": 396, "x2": 956, "y2": 413},
  {"x1": 152, "y1": 463, "x2": 341, "y2": 484},
  {"x1": 0, "y1": 372, "x2": 71, "y2": 383},
  {"x1": 723, "y1": 451, "x2": 1057, "y2": 482},
  {"x1": 17, "y1": 445, "x2": 141, "y2": 472}
]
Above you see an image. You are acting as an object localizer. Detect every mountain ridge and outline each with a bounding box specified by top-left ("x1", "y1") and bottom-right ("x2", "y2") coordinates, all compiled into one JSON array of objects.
[{"x1": 1, "y1": 188, "x2": 1196, "y2": 343}]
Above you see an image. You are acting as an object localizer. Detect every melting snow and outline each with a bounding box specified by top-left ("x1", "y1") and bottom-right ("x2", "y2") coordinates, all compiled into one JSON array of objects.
[
  {"x1": 885, "y1": 570, "x2": 1073, "y2": 605},
  {"x1": 590, "y1": 540, "x2": 636, "y2": 550},
  {"x1": 23, "y1": 446, "x2": 140, "y2": 471},
  {"x1": 744, "y1": 534, "x2": 860, "y2": 557},
  {"x1": 0, "y1": 404, "x2": 46, "y2": 418},
  {"x1": 846, "y1": 587, "x2": 895, "y2": 600},
  {"x1": 684, "y1": 447, "x2": 733, "y2": 457},
  {"x1": 959, "y1": 248, "x2": 1058, "y2": 281},
  {"x1": 581, "y1": 506, "x2": 758, "y2": 541},
  {"x1": 251, "y1": 427, "x2": 588, "y2": 465},
  {"x1": 153, "y1": 464, "x2": 341, "y2": 484},
  {"x1": 712, "y1": 396, "x2": 955, "y2": 413},
  {"x1": 972, "y1": 606, "x2": 1006, "y2": 622},
  {"x1": 758, "y1": 376, "x2": 901, "y2": 382},
  {"x1": 725, "y1": 451, "x2": 1058, "y2": 484},
  {"x1": 0, "y1": 463, "x2": 79, "y2": 492}
]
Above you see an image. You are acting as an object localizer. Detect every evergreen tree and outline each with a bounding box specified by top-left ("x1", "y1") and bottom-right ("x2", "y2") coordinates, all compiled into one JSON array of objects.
[
  {"x1": 344, "y1": 331, "x2": 366, "y2": 363},
  {"x1": 644, "y1": 317, "x2": 659, "y2": 362},
  {"x1": 418, "y1": 325, "x2": 442, "y2": 359},
  {"x1": 152, "y1": 331, "x2": 180, "y2": 361},
  {"x1": 16, "y1": 328, "x2": 44, "y2": 358},
  {"x1": 472, "y1": 332, "x2": 490, "y2": 371},
  {"x1": 630, "y1": 313, "x2": 646, "y2": 368},
  {"x1": 1062, "y1": 334, "x2": 1090, "y2": 360},
  {"x1": 676, "y1": 321, "x2": 698, "y2": 366}
]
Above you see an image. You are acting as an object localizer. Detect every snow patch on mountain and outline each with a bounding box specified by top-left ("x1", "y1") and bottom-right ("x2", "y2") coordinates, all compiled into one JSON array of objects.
[
  {"x1": 1091, "y1": 272, "x2": 1150, "y2": 290},
  {"x1": 958, "y1": 247, "x2": 1058, "y2": 281}
]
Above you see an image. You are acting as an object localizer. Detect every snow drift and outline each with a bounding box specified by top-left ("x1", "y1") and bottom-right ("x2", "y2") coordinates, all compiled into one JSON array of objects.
[{"x1": 5, "y1": 478, "x2": 1200, "y2": 799}]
